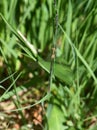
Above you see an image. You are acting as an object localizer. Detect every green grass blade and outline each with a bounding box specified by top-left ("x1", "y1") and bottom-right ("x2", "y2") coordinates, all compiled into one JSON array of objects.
[
  {"x1": 0, "y1": 13, "x2": 37, "y2": 57},
  {"x1": 38, "y1": 57, "x2": 73, "y2": 85},
  {"x1": 65, "y1": 0, "x2": 72, "y2": 60},
  {"x1": 1, "y1": 93, "x2": 51, "y2": 113},
  {"x1": 0, "y1": 72, "x2": 22, "y2": 102},
  {"x1": 59, "y1": 24, "x2": 97, "y2": 85}
]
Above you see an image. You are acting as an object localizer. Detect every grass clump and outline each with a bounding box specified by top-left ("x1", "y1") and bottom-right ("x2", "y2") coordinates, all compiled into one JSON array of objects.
[{"x1": 0, "y1": 0, "x2": 97, "y2": 130}]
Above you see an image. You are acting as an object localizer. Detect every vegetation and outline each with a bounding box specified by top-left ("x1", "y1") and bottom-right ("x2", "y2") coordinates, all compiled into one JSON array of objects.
[{"x1": 0, "y1": 0, "x2": 97, "y2": 129}]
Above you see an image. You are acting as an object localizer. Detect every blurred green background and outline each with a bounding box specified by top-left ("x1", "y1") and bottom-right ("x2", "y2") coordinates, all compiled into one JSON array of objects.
[{"x1": 0, "y1": 0, "x2": 97, "y2": 130}]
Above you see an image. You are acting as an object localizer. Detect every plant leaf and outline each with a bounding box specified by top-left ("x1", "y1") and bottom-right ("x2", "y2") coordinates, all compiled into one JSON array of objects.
[
  {"x1": 38, "y1": 57, "x2": 74, "y2": 85},
  {"x1": 48, "y1": 105, "x2": 65, "y2": 130}
]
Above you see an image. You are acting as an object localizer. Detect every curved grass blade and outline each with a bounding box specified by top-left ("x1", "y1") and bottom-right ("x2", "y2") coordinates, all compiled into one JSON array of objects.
[
  {"x1": 1, "y1": 93, "x2": 51, "y2": 113},
  {"x1": 0, "y1": 71, "x2": 17, "y2": 84},
  {"x1": 0, "y1": 13, "x2": 74, "y2": 86},
  {"x1": 0, "y1": 72, "x2": 22, "y2": 102},
  {"x1": 59, "y1": 24, "x2": 97, "y2": 86}
]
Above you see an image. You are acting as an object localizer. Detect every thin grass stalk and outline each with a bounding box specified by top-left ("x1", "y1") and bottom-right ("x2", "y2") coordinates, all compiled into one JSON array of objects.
[
  {"x1": 48, "y1": 0, "x2": 58, "y2": 92},
  {"x1": 0, "y1": 47, "x2": 26, "y2": 123}
]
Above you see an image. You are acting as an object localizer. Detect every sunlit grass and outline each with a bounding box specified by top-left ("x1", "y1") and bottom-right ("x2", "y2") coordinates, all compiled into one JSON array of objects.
[{"x1": 0, "y1": 0, "x2": 97, "y2": 129}]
